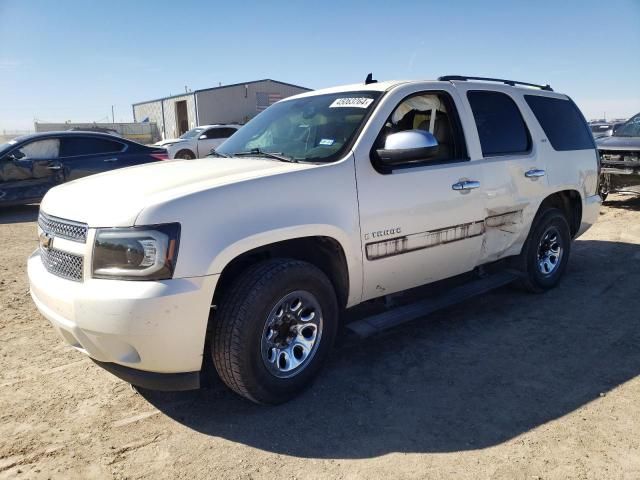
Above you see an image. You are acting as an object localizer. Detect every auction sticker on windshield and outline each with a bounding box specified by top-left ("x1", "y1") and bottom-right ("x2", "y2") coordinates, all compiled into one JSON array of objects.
[{"x1": 329, "y1": 97, "x2": 374, "y2": 108}]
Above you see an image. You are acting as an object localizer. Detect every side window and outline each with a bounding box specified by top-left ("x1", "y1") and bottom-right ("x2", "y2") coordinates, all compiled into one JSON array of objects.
[
  {"x1": 17, "y1": 138, "x2": 60, "y2": 160},
  {"x1": 204, "y1": 128, "x2": 236, "y2": 139},
  {"x1": 524, "y1": 95, "x2": 595, "y2": 151},
  {"x1": 467, "y1": 91, "x2": 531, "y2": 157},
  {"x1": 60, "y1": 137, "x2": 124, "y2": 157},
  {"x1": 376, "y1": 91, "x2": 466, "y2": 162}
]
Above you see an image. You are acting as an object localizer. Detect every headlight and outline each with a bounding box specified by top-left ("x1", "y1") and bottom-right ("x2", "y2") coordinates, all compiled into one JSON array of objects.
[{"x1": 92, "y1": 223, "x2": 180, "y2": 280}]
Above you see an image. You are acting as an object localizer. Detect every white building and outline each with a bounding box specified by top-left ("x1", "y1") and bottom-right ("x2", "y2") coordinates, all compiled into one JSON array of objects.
[{"x1": 132, "y1": 79, "x2": 310, "y2": 140}]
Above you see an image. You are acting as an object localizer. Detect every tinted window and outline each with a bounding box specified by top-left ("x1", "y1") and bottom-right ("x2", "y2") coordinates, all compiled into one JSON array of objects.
[
  {"x1": 60, "y1": 137, "x2": 124, "y2": 157},
  {"x1": 525, "y1": 95, "x2": 595, "y2": 150},
  {"x1": 467, "y1": 91, "x2": 531, "y2": 156},
  {"x1": 204, "y1": 127, "x2": 236, "y2": 139}
]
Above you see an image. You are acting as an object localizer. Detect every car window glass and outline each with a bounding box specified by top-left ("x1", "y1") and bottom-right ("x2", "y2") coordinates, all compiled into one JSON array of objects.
[
  {"x1": 525, "y1": 95, "x2": 594, "y2": 150},
  {"x1": 60, "y1": 137, "x2": 124, "y2": 157},
  {"x1": 375, "y1": 91, "x2": 463, "y2": 162},
  {"x1": 216, "y1": 91, "x2": 381, "y2": 162},
  {"x1": 204, "y1": 128, "x2": 236, "y2": 139},
  {"x1": 17, "y1": 138, "x2": 60, "y2": 160},
  {"x1": 467, "y1": 91, "x2": 531, "y2": 156}
]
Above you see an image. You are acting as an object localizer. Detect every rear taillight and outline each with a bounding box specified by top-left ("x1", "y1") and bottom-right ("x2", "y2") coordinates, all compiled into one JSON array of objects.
[{"x1": 150, "y1": 152, "x2": 169, "y2": 161}]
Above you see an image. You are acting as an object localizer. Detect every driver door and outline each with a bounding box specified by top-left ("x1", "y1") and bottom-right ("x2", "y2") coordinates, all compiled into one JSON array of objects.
[
  {"x1": 0, "y1": 137, "x2": 63, "y2": 204},
  {"x1": 353, "y1": 86, "x2": 486, "y2": 300}
]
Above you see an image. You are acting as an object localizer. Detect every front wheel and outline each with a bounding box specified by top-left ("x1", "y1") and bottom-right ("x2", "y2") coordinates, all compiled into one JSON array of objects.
[
  {"x1": 514, "y1": 208, "x2": 571, "y2": 293},
  {"x1": 175, "y1": 149, "x2": 195, "y2": 160},
  {"x1": 212, "y1": 259, "x2": 338, "y2": 404}
]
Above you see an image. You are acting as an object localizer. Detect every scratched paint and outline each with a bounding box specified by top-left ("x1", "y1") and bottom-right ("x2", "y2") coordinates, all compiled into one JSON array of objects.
[{"x1": 366, "y1": 221, "x2": 485, "y2": 260}]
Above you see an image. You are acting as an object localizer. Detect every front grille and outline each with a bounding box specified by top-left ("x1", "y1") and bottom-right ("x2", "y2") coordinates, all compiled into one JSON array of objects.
[
  {"x1": 40, "y1": 247, "x2": 84, "y2": 282},
  {"x1": 38, "y1": 212, "x2": 88, "y2": 243},
  {"x1": 599, "y1": 150, "x2": 640, "y2": 167}
]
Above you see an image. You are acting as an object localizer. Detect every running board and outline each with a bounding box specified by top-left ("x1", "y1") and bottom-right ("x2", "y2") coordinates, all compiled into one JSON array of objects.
[{"x1": 346, "y1": 270, "x2": 520, "y2": 338}]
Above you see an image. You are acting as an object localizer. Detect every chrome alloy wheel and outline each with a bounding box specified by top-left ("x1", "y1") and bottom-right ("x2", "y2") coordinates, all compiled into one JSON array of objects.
[
  {"x1": 537, "y1": 226, "x2": 563, "y2": 276},
  {"x1": 261, "y1": 290, "x2": 323, "y2": 378}
]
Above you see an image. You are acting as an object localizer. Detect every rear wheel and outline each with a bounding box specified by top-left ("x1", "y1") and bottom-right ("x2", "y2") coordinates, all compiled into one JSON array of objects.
[
  {"x1": 175, "y1": 149, "x2": 195, "y2": 160},
  {"x1": 514, "y1": 208, "x2": 571, "y2": 293},
  {"x1": 212, "y1": 259, "x2": 338, "y2": 404}
]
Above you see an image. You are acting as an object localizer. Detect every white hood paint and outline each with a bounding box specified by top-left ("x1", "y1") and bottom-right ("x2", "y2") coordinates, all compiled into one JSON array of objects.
[
  {"x1": 40, "y1": 158, "x2": 314, "y2": 227},
  {"x1": 154, "y1": 138, "x2": 188, "y2": 147}
]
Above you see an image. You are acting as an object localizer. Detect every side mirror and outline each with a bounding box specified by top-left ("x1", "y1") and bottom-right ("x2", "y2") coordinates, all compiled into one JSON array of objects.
[
  {"x1": 376, "y1": 130, "x2": 439, "y2": 166},
  {"x1": 7, "y1": 150, "x2": 25, "y2": 162},
  {"x1": 199, "y1": 134, "x2": 207, "y2": 140}
]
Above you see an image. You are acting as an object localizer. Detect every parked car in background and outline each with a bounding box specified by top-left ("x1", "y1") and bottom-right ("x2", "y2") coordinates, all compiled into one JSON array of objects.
[
  {"x1": 154, "y1": 124, "x2": 241, "y2": 159},
  {"x1": 28, "y1": 75, "x2": 600, "y2": 404},
  {"x1": 597, "y1": 112, "x2": 640, "y2": 200},
  {"x1": 0, "y1": 131, "x2": 168, "y2": 206},
  {"x1": 589, "y1": 121, "x2": 625, "y2": 139}
]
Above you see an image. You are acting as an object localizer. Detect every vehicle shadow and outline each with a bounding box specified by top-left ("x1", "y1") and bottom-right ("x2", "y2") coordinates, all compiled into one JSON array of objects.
[
  {"x1": 0, "y1": 204, "x2": 39, "y2": 224},
  {"x1": 140, "y1": 239, "x2": 640, "y2": 458},
  {"x1": 603, "y1": 193, "x2": 640, "y2": 211}
]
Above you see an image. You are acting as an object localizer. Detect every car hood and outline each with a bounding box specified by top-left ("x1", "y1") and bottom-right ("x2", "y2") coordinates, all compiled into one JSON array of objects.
[
  {"x1": 40, "y1": 157, "x2": 314, "y2": 227},
  {"x1": 154, "y1": 138, "x2": 188, "y2": 147},
  {"x1": 596, "y1": 135, "x2": 640, "y2": 151}
]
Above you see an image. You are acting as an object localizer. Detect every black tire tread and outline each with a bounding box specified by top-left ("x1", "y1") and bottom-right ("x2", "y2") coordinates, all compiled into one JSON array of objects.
[{"x1": 212, "y1": 259, "x2": 316, "y2": 403}]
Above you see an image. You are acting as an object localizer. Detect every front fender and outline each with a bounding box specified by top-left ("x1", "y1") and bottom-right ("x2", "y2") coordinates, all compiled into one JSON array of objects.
[{"x1": 208, "y1": 224, "x2": 362, "y2": 307}]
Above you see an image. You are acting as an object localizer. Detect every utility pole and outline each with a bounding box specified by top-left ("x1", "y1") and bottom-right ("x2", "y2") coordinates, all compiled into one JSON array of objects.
[{"x1": 111, "y1": 105, "x2": 115, "y2": 124}]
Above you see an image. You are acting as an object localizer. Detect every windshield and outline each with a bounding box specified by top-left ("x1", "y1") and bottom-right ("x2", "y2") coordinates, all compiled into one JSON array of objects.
[
  {"x1": 179, "y1": 128, "x2": 206, "y2": 139},
  {"x1": 614, "y1": 114, "x2": 640, "y2": 137},
  {"x1": 216, "y1": 91, "x2": 381, "y2": 162}
]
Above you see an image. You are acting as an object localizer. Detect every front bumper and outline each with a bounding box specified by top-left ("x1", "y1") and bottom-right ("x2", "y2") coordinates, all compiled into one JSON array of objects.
[{"x1": 28, "y1": 250, "x2": 218, "y2": 383}]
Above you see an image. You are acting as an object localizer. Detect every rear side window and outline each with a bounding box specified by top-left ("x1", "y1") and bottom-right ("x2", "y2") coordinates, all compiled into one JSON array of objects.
[
  {"x1": 467, "y1": 91, "x2": 531, "y2": 156},
  {"x1": 60, "y1": 137, "x2": 124, "y2": 157},
  {"x1": 204, "y1": 127, "x2": 237, "y2": 139},
  {"x1": 525, "y1": 95, "x2": 594, "y2": 151}
]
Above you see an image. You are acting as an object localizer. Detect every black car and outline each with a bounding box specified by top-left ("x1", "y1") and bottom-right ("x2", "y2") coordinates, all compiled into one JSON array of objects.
[
  {"x1": 0, "y1": 131, "x2": 168, "y2": 206},
  {"x1": 597, "y1": 113, "x2": 640, "y2": 200}
]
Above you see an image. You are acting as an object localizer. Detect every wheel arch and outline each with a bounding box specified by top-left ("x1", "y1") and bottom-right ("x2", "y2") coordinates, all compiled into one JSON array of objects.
[
  {"x1": 174, "y1": 148, "x2": 195, "y2": 159},
  {"x1": 210, "y1": 233, "x2": 355, "y2": 312},
  {"x1": 536, "y1": 189, "x2": 583, "y2": 238}
]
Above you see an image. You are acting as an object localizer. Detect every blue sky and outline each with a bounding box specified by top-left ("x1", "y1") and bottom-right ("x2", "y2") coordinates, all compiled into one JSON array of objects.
[{"x1": 1, "y1": 0, "x2": 638, "y2": 130}]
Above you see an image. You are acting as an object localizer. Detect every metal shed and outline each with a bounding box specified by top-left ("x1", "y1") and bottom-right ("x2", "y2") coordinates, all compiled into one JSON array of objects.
[{"x1": 132, "y1": 79, "x2": 311, "y2": 140}]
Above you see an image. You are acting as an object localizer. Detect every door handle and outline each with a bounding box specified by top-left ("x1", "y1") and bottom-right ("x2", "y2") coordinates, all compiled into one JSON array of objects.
[
  {"x1": 46, "y1": 165, "x2": 62, "y2": 170},
  {"x1": 103, "y1": 158, "x2": 119, "y2": 163},
  {"x1": 452, "y1": 180, "x2": 480, "y2": 191},
  {"x1": 525, "y1": 169, "x2": 545, "y2": 179}
]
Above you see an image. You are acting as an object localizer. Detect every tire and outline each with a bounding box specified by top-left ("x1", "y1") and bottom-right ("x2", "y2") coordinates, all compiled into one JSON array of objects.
[
  {"x1": 212, "y1": 259, "x2": 338, "y2": 404},
  {"x1": 175, "y1": 149, "x2": 195, "y2": 160},
  {"x1": 513, "y1": 208, "x2": 571, "y2": 293}
]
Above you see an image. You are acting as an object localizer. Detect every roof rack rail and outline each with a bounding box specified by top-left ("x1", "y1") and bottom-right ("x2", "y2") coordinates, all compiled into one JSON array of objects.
[{"x1": 438, "y1": 75, "x2": 553, "y2": 92}]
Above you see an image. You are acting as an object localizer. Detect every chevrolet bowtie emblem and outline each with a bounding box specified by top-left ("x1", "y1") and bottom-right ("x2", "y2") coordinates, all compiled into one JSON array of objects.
[{"x1": 39, "y1": 232, "x2": 53, "y2": 250}]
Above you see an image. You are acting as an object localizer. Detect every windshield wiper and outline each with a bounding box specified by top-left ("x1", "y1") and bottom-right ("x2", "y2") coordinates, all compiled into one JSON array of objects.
[
  {"x1": 233, "y1": 148, "x2": 297, "y2": 163},
  {"x1": 207, "y1": 149, "x2": 230, "y2": 158}
]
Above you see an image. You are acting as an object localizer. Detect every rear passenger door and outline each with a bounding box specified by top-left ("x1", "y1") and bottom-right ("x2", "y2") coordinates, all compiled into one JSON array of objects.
[
  {"x1": 58, "y1": 136, "x2": 127, "y2": 182},
  {"x1": 458, "y1": 87, "x2": 549, "y2": 264}
]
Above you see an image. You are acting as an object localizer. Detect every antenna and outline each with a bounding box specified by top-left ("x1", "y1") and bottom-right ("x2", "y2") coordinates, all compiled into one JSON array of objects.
[{"x1": 365, "y1": 73, "x2": 377, "y2": 85}]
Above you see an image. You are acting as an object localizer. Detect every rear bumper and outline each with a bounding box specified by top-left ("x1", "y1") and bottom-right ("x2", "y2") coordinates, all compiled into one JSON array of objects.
[{"x1": 576, "y1": 194, "x2": 601, "y2": 238}]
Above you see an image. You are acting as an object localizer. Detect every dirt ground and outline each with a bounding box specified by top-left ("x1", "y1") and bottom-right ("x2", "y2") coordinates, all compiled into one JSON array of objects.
[{"x1": 1, "y1": 195, "x2": 639, "y2": 480}]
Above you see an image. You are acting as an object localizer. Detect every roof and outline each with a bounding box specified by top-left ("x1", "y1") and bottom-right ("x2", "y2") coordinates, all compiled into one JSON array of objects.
[
  {"x1": 286, "y1": 76, "x2": 565, "y2": 102},
  {"x1": 5, "y1": 130, "x2": 134, "y2": 144},
  {"x1": 132, "y1": 79, "x2": 312, "y2": 107}
]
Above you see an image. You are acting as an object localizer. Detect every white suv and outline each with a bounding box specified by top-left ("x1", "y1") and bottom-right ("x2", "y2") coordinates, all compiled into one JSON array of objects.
[
  {"x1": 28, "y1": 75, "x2": 601, "y2": 404},
  {"x1": 155, "y1": 124, "x2": 240, "y2": 159}
]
